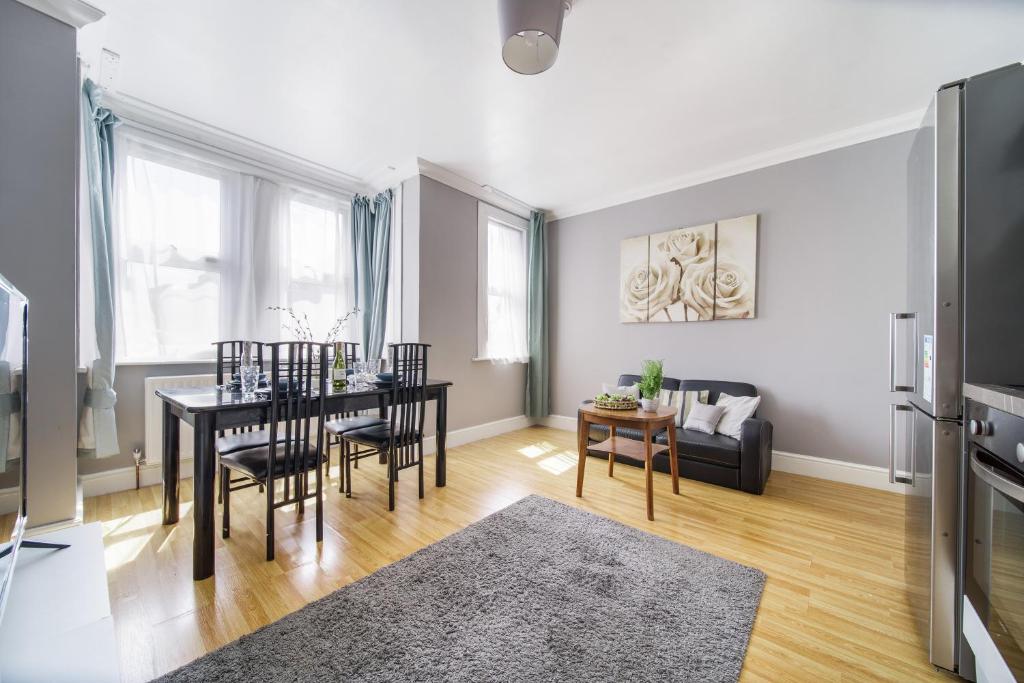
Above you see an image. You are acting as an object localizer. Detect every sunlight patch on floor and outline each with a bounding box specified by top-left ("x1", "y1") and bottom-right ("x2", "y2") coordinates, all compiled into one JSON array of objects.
[
  {"x1": 537, "y1": 451, "x2": 576, "y2": 475},
  {"x1": 101, "y1": 502, "x2": 192, "y2": 571},
  {"x1": 518, "y1": 441, "x2": 558, "y2": 459}
]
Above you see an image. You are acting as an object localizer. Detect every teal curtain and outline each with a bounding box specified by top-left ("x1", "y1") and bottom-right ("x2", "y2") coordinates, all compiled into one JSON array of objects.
[
  {"x1": 78, "y1": 79, "x2": 120, "y2": 458},
  {"x1": 525, "y1": 210, "x2": 549, "y2": 417},
  {"x1": 351, "y1": 190, "x2": 392, "y2": 361}
]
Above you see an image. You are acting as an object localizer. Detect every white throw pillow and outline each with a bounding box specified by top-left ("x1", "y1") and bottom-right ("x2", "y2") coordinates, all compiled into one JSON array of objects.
[
  {"x1": 714, "y1": 393, "x2": 762, "y2": 440},
  {"x1": 683, "y1": 402, "x2": 726, "y2": 435},
  {"x1": 679, "y1": 390, "x2": 710, "y2": 427},
  {"x1": 602, "y1": 382, "x2": 639, "y2": 399}
]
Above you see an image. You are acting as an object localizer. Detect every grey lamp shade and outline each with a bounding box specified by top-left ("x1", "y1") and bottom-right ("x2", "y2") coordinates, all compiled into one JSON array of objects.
[{"x1": 499, "y1": 0, "x2": 566, "y2": 75}]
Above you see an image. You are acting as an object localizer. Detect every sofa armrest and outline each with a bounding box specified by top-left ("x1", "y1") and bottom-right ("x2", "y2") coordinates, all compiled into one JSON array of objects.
[{"x1": 739, "y1": 417, "x2": 773, "y2": 494}]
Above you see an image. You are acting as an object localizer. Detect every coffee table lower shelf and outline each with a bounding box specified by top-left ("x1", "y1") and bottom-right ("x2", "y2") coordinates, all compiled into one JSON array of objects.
[{"x1": 588, "y1": 436, "x2": 670, "y2": 461}]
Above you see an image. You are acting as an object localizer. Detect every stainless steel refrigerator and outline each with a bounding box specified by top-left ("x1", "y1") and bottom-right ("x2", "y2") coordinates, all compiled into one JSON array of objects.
[{"x1": 890, "y1": 62, "x2": 1024, "y2": 674}]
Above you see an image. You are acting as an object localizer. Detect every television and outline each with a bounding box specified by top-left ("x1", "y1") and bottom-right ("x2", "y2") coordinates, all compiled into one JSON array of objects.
[{"x1": 0, "y1": 272, "x2": 28, "y2": 622}]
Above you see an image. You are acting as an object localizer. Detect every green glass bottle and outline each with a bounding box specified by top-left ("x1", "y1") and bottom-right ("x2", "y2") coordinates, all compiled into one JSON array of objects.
[{"x1": 331, "y1": 342, "x2": 347, "y2": 391}]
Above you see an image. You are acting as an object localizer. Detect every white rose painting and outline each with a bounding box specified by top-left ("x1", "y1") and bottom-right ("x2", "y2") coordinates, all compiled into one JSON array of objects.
[
  {"x1": 648, "y1": 223, "x2": 715, "y2": 321},
  {"x1": 619, "y1": 214, "x2": 758, "y2": 323},
  {"x1": 713, "y1": 215, "x2": 757, "y2": 320},
  {"x1": 619, "y1": 235, "x2": 651, "y2": 322}
]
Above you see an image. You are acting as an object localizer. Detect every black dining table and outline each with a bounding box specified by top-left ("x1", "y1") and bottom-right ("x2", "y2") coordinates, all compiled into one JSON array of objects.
[{"x1": 156, "y1": 379, "x2": 452, "y2": 580}]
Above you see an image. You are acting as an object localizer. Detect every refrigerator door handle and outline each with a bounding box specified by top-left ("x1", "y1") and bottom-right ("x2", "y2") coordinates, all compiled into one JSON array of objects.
[
  {"x1": 890, "y1": 403, "x2": 914, "y2": 485},
  {"x1": 889, "y1": 312, "x2": 918, "y2": 393}
]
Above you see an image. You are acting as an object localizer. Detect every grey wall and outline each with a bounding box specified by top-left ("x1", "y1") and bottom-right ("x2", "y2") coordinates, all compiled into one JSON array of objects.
[
  {"x1": 550, "y1": 132, "x2": 913, "y2": 468},
  {"x1": 0, "y1": 0, "x2": 80, "y2": 525},
  {"x1": 416, "y1": 176, "x2": 526, "y2": 433},
  {"x1": 77, "y1": 362, "x2": 215, "y2": 475}
]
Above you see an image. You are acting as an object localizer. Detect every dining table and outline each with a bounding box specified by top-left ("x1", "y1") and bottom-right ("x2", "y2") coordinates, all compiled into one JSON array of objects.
[{"x1": 156, "y1": 379, "x2": 453, "y2": 580}]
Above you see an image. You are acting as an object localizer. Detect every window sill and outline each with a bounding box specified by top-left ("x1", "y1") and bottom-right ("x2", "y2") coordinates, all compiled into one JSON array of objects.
[
  {"x1": 116, "y1": 359, "x2": 217, "y2": 367},
  {"x1": 471, "y1": 357, "x2": 529, "y2": 365}
]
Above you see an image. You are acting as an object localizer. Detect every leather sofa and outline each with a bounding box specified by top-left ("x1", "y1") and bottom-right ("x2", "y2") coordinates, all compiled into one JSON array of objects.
[{"x1": 586, "y1": 375, "x2": 772, "y2": 494}]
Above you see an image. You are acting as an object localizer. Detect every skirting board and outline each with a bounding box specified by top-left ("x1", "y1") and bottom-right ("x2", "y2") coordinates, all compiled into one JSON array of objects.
[
  {"x1": 78, "y1": 414, "x2": 535, "y2": 500},
  {"x1": 536, "y1": 414, "x2": 910, "y2": 495}
]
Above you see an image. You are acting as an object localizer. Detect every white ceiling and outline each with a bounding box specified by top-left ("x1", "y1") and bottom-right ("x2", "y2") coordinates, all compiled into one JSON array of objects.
[{"x1": 79, "y1": 0, "x2": 1024, "y2": 217}]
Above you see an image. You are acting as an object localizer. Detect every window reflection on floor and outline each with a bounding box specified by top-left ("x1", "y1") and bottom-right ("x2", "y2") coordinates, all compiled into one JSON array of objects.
[
  {"x1": 101, "y1": 502, "x2": 192, "y2": 571},
  {"x1": 517, "y1": 441, "x2": 576, "y2": 475}
]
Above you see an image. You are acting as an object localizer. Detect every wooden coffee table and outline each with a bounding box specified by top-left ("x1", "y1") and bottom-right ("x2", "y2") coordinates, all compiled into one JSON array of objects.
[{"x1": 576, "y1": 403, "x2": 679, "y2": 521}]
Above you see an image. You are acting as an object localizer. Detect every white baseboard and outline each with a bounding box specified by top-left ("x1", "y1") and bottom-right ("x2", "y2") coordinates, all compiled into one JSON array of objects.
[
  {"x1": 539, "y1": 413, "x2": 908, "y2": 494},
  {"x1": 423, "y1": 414, "x2": 533, "y2": 455},
  {"x1": 79, "y1": 459, "x2": 193, "y2": 499}
]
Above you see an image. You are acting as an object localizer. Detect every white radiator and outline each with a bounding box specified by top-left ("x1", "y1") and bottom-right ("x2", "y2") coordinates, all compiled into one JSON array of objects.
[{"x1": 143, "y1": 374, "x2": 216, "y2": 466}]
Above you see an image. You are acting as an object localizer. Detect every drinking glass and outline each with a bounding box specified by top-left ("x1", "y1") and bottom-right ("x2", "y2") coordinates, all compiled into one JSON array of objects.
[
  {"x1": 364, "y1": 358, "x2": 381, "y2": 382},
  {"x1": 240, "y1": 365, "x2": 259, "y2": 399},
  {"x1": 352, "y1": 361, "x2": 367, "y2": 386}
]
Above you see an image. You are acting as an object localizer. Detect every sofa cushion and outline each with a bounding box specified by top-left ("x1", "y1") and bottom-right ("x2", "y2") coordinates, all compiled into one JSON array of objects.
[{"x1": 656, "y1": 428, "x2": 741, "y2": 468}]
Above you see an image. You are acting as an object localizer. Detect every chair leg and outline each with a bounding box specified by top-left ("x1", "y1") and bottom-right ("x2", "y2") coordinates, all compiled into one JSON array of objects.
[
  {"x1": 339, "y1": 440, "x2": 347, "y2": 494},
  {"x1": 418, "y1": 442, "x2": 424, "y2": 499},
  {"x1": 345, "y1": 444, "x2": 353, "y2": 498},
  {"x1": 266, "y1": 478, "x2": 275, "y2": 562},
  {"x1": 388, "y1": 447, "x2": 396, "y2": 512},
  {"x1": 315, "y1": 460, "x2": 323, "y2": 544},
  {"x1": 221, "y1": 466, "x2": 230, "y2": 539},
  {"x1": 217, "y1": 459, "x2": 223, "y2": 504},
  {"x1": 296, "y1": 473, "x2": 304, "y2": 515}
]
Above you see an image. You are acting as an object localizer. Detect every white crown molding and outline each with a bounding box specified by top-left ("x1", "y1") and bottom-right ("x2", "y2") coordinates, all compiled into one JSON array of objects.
[
  {"x1": 104, "y1": 92, "x2": 368, "y2": 198},
  {"x1": 548, "y1": 108, "x2": 926, "y2": 220},
  {"x1": 15, "y1": 0, "x2": 103, "y2": 28},
  {"x1": 417, "y1": 158, "x2": 537, "y2": 220}
]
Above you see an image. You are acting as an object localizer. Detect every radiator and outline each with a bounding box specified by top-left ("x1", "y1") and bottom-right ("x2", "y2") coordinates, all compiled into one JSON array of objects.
[{"x1": 144, "y1": 374, "x2": 216, "y2": 466}]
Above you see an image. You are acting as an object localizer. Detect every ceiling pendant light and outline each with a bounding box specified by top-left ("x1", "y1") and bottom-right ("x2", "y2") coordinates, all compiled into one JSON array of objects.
[{"x1": 499, "y1": 0, "x2": 572, "y2": 75}]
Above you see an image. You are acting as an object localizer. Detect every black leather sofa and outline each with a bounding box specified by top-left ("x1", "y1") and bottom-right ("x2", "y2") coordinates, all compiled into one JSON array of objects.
[{"x1": 586, "y1": 375, "x2": 772, "y2": 494}]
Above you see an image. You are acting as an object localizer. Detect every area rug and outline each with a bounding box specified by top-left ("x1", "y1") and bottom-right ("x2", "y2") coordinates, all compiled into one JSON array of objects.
[{"x1": 155, "y1": 495, "x2": 765, "y2": 682}]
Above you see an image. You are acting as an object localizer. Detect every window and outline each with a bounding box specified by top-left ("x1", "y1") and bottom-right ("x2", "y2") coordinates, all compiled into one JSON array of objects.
[
  {"x1": 477, "y1": 203, "x2": 528, "y2": 363},
  {"x1": 111, "y1": 130, "x2": 360, "y2": 362},
  {"x1": 115, "y1": 146, "x2": 226, "y2": 361},
  {"x1": 279, "y1": 196, "x2": 354, "y2": 341}
]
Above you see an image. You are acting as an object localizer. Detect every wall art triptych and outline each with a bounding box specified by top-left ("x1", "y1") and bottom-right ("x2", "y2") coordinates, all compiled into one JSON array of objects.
[{"x1": 619, "y1": 214, "x2": 758, "y2": 323}]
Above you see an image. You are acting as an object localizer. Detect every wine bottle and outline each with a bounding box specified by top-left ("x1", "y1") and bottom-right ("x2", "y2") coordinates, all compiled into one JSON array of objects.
[{"x1": 331, "y1": 342, "x2": 347, "y2": 391}]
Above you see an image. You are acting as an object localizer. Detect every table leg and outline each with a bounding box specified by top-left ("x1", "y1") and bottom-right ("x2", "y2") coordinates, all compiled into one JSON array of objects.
[
  {"x1": 435, "y1": 386, "x2": 447, "y2": 488},
  {"x1": 192, "y1": 412, "x2": 216, "y2": 581},
  {"x1": 161, "y1": 402, "x2": 180, "y2": 525},
  {"x1": 608, "y1": 425, "x2": 616, "y2": 477},
  {"x1": 575, "y1": 412, "x2": 588, "y2": 498},
  {"x1": 667, "y1": 421, "x2": 680, "y2": 495},
  {"x1": 644, "y1": 423, "x2": 654, "y2": 521}
]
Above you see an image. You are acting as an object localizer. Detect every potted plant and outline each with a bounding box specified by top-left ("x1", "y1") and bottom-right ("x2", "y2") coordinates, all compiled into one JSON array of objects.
[{"x1": 637, "y1": 359, "x2": 664, "y2": 412}]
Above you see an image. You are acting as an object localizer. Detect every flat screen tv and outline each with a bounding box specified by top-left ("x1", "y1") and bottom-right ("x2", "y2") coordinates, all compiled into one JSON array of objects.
[{"x1": 0, "y1": 273, "x2": 28, "y2": 623}]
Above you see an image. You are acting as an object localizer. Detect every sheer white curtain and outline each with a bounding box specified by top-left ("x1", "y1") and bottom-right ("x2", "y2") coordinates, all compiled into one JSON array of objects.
[{"x1": 484, "y1": 219, "x2": 528, "y2": 363}]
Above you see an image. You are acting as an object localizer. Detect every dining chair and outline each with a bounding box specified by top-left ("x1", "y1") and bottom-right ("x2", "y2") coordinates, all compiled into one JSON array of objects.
[
  {"x1": 322, "y1": 342, "x2": 386, "y2": 490},
  {"x1": 219, "y1": 341, "x2": 327, "y2": 561},
  {"x1": 214, "y1": 340, "x2": 281, "y2": 502},
  {"x1": 341, "y1": 343, "x2": 430, "y2": 511}
]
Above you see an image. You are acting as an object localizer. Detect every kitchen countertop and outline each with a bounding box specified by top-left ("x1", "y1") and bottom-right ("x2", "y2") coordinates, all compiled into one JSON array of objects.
[{"x1": 963, "y1": 383, "x2": 1024, "y2": 419}]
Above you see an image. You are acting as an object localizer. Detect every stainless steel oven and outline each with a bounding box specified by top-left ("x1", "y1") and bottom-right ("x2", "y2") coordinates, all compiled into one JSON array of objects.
[{"x1": 963, "y1": 396, "x2": 1024, "y2": 682}]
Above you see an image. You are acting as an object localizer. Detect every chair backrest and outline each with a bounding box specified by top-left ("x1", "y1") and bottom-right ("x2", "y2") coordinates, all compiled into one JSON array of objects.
[
  {"x1": 615, "y1": 374, "x2": 682, "y2": 393},
  {"x1": 680, "y1": 379, "x2": 758, "y2": 412},
  {"x1": 215, "y1": 340, "x2": 267, "y2": 436},
  {"x1": 387, "y1": 343, "x2": 430, "y2": 466},
  {"x1": 214, "y1": 340, "x2": 265, "y2": 385},
  {"x1": 266, "y1": 342, "x2": 327, "y2": 504}
]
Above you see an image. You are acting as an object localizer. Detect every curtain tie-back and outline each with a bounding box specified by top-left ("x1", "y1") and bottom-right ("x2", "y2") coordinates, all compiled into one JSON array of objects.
[
  {"x1": 0, "y1": 392, "x2": 20, "y2": 416},
  {"x1": 83, "y1": 387, "x2": 118, "y2": 410}
]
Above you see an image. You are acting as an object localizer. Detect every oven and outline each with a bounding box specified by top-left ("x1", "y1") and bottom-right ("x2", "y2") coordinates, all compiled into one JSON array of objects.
[{"x1": 963, "y1": 397, "x2": 1024, "y2": 682}]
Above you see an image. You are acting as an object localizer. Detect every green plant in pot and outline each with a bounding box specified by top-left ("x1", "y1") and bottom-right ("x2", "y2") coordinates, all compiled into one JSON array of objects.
[{"x1": 637, "y1": 359, "x2": 664, "y2": 412}]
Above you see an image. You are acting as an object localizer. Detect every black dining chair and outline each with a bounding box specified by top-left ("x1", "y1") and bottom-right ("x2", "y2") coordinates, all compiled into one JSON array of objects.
[
  {"x1": 214, "y1": 340, "x2": 290, "y2": 502},
  {"x1": 342, "y1": 343, "x2": 430, "y2": 511},
  {"x1": 220, "y1": 341, "x2": 327, "y2": 561},
  {"x1": 323, "y1": 341, "x2": 388, "y2": 492}
]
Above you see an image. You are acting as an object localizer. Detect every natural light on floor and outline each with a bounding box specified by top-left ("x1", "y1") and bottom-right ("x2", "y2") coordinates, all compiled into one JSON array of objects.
[
  {"x1": 101, "y1": 502, "x2": 193, "y2": 571},
  {"x1": 518, "y1": 441, "x2": 576, "y2": 475}
]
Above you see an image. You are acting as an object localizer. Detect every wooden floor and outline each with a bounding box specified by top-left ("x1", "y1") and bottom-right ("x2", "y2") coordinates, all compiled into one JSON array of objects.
[{"x1": 82, "y1": 426, "x2": 954, "y2": 682}]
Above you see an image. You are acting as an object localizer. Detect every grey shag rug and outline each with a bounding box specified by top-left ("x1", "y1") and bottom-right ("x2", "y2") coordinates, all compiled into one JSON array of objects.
[{"x1": 155, "y1": 495, "x2": 765, "y2": 683}]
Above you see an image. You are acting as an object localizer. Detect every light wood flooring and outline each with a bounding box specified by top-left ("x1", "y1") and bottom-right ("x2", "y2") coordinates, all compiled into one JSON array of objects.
[{"x1": 79, "y1": 426, "x2": 954, "y2": 682}]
